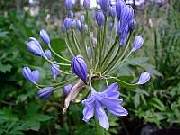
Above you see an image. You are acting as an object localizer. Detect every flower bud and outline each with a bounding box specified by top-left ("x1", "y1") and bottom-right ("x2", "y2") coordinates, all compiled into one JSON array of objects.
[
  {"x1": 76, "y1": 19, "x2": 83, "y2": 31},
  {"x1": 71, "y1": 55, "x2": 88, "y2": 83},
  {"x1": 63, "y1": 84, "x2": 73, "y2": 96},
  {"x1": 51, "y1": 62, "x2": 60, "y2": 80},
  {"x1": 64, "y1": 0, "x2": 75, "y2": 10},
  {"x1": 22, "y1": 67, "x2": 39, "y2": 84},
  {"x1": 109, "y1": 5, "x2": 116, "y2": 18},
  {"x1": 37, "y1": 87, "x2": 54, "y2": 99},
  {"x1": 27, "y1": 37, "x2": 44, "y2": 56},
  {"x1": 63, "y1": 18, "x2": 75, "y2": 31},
  {"x1": 136, "y1": 72, "x2": 151, "y2": 85},
  {"x1": 83, "y1": 0, "x2": 90, "y2": 9},
  {"x1": 67, "y1": 10, "x2": 74, "y2": 18},
  {"x1": 44, "y1": 50, "x2": 52, "y2": 59},
  {"x1": 132, "y1": 36, "x2": 144, "y2": 52},
  {"x1": 40, "y1": 29, "x2": 50, "y2": 45},
  {"x1": 95, "y1": 10, "x2": 105, "y2": 27},
  {"x1": 98, "y1": 0, "x2": 110, "y2": 12},
  {"x1": 116, "y1": 0, "x2": 126, "y2": 20}
]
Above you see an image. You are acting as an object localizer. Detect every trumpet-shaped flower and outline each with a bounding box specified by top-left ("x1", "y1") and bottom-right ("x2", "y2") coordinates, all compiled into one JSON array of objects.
[
  {"x1": 98, "y1": 0, "x2": 110, "y2": 12},
  {"x1": 132, "y1": 36, "x2": 144, "y2": 52},
  {"x1": 44, "y1": 49, "x2": 52, "y2": 59},
  {"x1": 136, "y1": 72, "x2": 151, "y2": 84},
  {"x1": 22, "y1": 67, "x2": 40, "y2": 84},
  {"x1": 116, "y1": 0, "x2": 126, "y2": 20},
  {"x1": 71, "y1": 55, "x2": 88, "y2": 83},
  {"x1": 63, "y1": 84, "x2": 73, "y2": 96},
  {"x1": 83, "y1": 0, "x2": 90, "y2": 9},
  {"x1": 37, "y1": 87, "x2": 54, "y2": 99},
  {"x1": 40, "y1": 29, "x2": 50, "y2": 45},
  {"x1": 95, "y1": 10, "x2": 105, "y2": 27},
  {"x1": 82, "y1": 83, "x2": 128, "y2": 129},
  {"x1": 63, "y1": 18, "x2": 76, "y2": 31},
  {"x1": 27, "y1": 37, "x2": 44, "y2": 56},
  {"x1": 51, "y1": 63, "x2": 60, "y2": 80}
]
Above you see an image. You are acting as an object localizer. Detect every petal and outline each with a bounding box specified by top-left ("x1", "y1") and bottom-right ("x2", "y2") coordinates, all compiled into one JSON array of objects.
[
  {"x1": 108, "y1": 106, "x2": 128, "y2": 117},
  {"x1": 95, "y1": 101, "x2": 109, "y2": 129},
  {"x1": 82, "y1": 102, "x2": 94, "y2": 122}
]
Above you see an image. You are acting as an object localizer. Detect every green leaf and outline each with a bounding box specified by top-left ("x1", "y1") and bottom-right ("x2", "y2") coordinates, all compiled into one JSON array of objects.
[
  {"x1": 127, "y1": 57, "x2": 149, "y2": 66},
  {"x1": 0, "y1": 62, "x2": 12, "y2": 73}
]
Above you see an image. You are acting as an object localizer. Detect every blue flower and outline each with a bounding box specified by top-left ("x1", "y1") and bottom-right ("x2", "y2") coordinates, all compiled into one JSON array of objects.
[
  {"x1": 22, "y1": 67, "x2": 40, "y2": 84},
  {"x1": 40, "y1": 29, "x2": 50, "y2": 45},
  {"x1": 76, "y1": 19, "x2": 83, "y2": 31},
  {"x1": 82, "y1": 83, "x2": 128, "y2": 129},
  {"x1": 136, "y1": 72, "x2": 151, "y2": 85},
  {"x1": 37, "y1": 87, "x2": 54, "y2": 99},
  {"x1": 116, "y1": 0, "x2": 126, "y2": 20},
  {"x1": 71, "y1": 55, "x2": 88, "y2": 83},
  {"x1": 64, "y1": 0, "x2": 75, "y2": 10},
  {"x1": 98, "y1": 0, "x2": 110, "y2": 12},
  {"x1": 95, "y1": 10, "x2": 105, "y2": 27},
  {"x1": 83, "y1": 0, "x2": 90, "y2": 9},
  {"x1": 27, "y1": 37, "x2": 44, "y2": 56},
  {"x1": 131, "y1": 36, "x2": 144, "y2": 52},
  {"x1": 63, "y1": 84, "x2": 73, "y2": 96},
  {"x1": 63, "y1": 18, "x2": 76, "y2": 31},
  {"x1": 109, "y1": 5, "x2": 116, "y2": 18},
  {"x1": 51, "y1": 62, "x2": 60, "y2": 80},
  {"x1": 67, "y1": 10, "x2": 74, "y2": 18},
  {"x1": 44, "y1": 49, "x2": 52, "y2": 59}
]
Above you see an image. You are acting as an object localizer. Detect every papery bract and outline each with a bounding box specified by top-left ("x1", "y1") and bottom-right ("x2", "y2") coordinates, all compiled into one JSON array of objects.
[
  {"x1": 22, "y1": 67, "x2": 40, "y2": 84},
  {"x1": 40, "y1": 29, "x2": 50, "y2": 45},
  {"x1": 82, "y1": 83, "x2": 128, "y2": 129},
  {"x1": 136, "y1": 72, "x2": 151, "y2": 84},
  {"x1": 71, "y1": 55, "x2": 88, "y2": 83},
  {"x1": 37, "y1": 87, "x2": 54, "y2": 99}
]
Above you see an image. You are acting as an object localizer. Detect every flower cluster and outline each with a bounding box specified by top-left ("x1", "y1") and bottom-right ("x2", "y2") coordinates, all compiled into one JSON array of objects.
[{"x1": 22, "y1": 0, "x2": 151, "y2": 129}]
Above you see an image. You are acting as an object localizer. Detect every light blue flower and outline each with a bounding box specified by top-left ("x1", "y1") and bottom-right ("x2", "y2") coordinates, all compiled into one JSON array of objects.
[
  {"x1": 136, "y1": 72, "x2": 151, "y2": 84},
  {"x1": 51, "y1": 62, "x2": 60, "y2": 80},
  {"x1": 132, "y1": 36, "x2": 144, "y2": 52},
  {"x1": 37, "y1": 87, "x2": 54, "y2": 99},
  {"x1": 40, "y1": 29, "x2": 50, "y2": 45}
]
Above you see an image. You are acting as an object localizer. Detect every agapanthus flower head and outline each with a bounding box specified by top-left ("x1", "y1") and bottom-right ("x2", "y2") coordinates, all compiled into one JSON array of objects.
[
  {"x1": 136, "y1": 72, "x2": 151, "y2": 85},
  {"x1": 63, "y1": 18, "x2": 76, "y2": 31},
  {"x1": 95, "y1": 10, "x2": 105, "y2": 27},
  {"x1": 44, "y1": 49, "x2": 52, "y2": 59},
  {"x1": 22, "y1": 67, "x2": 40, "y2": 84},
  {"x1": 83, "y1": 0, "x2": 90, "y2": 9},
  {"x1": 71, "y1": 55, "x2": 88, "y2": 83},
  {"x1": 37, "y1": 87, "x2": 54, "y2": 99},
  {"x1": 40, "y1": 29, "x2": 50, "y2": 45},
  {"x1": 132, "y1": 36, "x2": 144, "y2": 52},
  {"x1": 98, "y1": 0, "x2": 110, "y2": 12},
  {"x1": 63, "y1": 84, "x2": 73, "y2": 96},
  {"x1": 109, "y1": 5, "x2": 117, "y2": 18},
  {"x1": 116, "y1": 0, "x2": 126, "y2": 20},
  {"x1": 27, "y1": 37, "x2": 44, "y2": 56},
  {"x1": 82, "y1": 83, "x2": 128, "y2": 129},
  {"x1": 51, "y1": 62, "x2": 60, "y2": 80},
  {"x1": 64, "y1": 0, "x2": 75, "y2": 10}
]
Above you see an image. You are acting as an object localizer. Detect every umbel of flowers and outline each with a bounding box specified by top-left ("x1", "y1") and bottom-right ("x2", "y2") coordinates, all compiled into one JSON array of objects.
[{"x1": 22, "y1": 0, "x2": 151, "y2": 129}]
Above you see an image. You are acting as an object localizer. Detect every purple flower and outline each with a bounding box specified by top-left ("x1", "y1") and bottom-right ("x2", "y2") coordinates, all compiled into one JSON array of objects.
[
  {"x1": 63, "y1": 84, "x2": 73, "y2": 96},
  {"x1": 44, "y1": 49, "x2": 52, "y2": 59},
  {"x1": 27, "y1": 37, "x2": 44, "y2": 56},
  {"x1": 116, "y1": 0, "x2": 126, "y2": 20},
  {"x1": 71, "y1": 55, "x2": 88, "y2": 83},
  {"x1": 22, "y1": 67, "x2": 40, "y2": 84},
  {"x1": 51, "y1": 62, "x2": 60, "y2": 80},
  {"x1": 40, "y1": 29, "x2": 50, "y2": 45},
  {"x1": 95, "y1": 10, "x2": 105, "y2": 27},
  {"x1": 83, "y1": 0, "x2": 90, "y2": 9},
  {"x1": 64, "y1": 0, "x2": 75, "y2": 10},
  {"x1": 37, "y1": 87, "x2": 54, "y2": 99},
  {"x1": 136, "y1": 72, "x2": 151, "y2": 85},
  {"x1": 63, "y1": 18, "x2": 76, "y2": 31},
  {"x1": 67, "y1": 10, "x2": 74, "y2": 18},
  {"x1": 109, "y1": 5, "x2": 116, "y2": 18},
  {"x1": 82, "y1": 83, "x2": 128, "y2": 129},
  {"x1": 76, "y1": 19, "x2": 83, "y2": 31},
  {"x1": 132, "y1": 36, "x2": 144, "y2": 52},
  {"x1": 98, "y1": 0, "x2": 110, "y2": 12}
]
